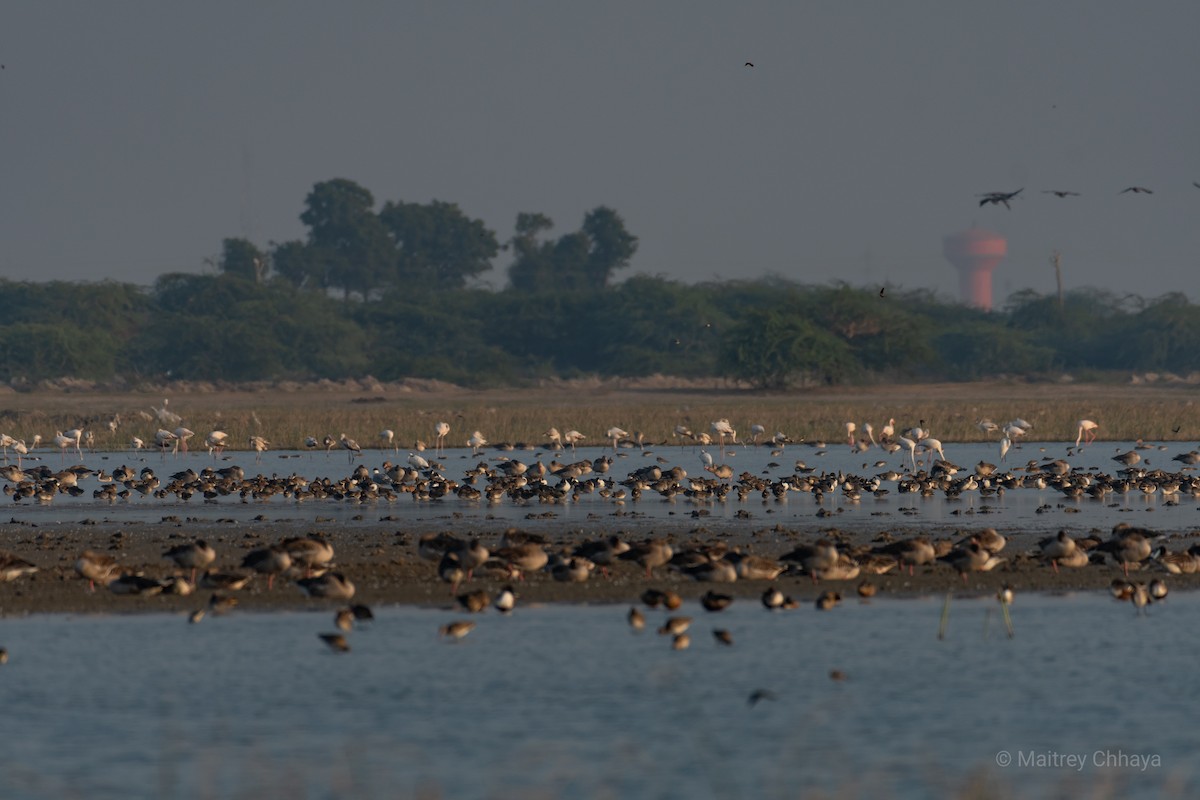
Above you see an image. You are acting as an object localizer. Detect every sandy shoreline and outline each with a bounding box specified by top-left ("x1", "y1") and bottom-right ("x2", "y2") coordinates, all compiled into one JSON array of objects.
[{"x1": 2, "y1": 515, "x2": 1195, "y2": 617}]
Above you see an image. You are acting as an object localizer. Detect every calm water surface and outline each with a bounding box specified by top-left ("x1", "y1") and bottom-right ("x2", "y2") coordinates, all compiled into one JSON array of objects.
[{"x1": 0, "y1": 593, "x2": 1194, "y2": 799}]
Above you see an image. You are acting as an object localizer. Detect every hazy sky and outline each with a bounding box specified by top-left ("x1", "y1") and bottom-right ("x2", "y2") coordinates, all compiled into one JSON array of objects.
[{"x1": 3, "y1": 2, "x2": 1199, "y2": 304}]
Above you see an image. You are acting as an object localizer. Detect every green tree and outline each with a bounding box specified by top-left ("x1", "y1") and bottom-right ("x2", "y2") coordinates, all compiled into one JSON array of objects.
[
  {"x1": 507, "y1": 207, "x2": 637, "y2": 292},
  {"x1": 378, "y1": 200, "x2": 498, "y2": 291},
  {"x1": 580, "y1": 206, "x2": 638, "y2": 289},
  {"x1": 719, "y1": 309, "x2": 857, "y2": 388},
  {"x1": 219, "y1": 238, "x2": 268, "y2": 283},
  {"x1": 300, "y1": 178, "x2": 394, "y2": 300}
]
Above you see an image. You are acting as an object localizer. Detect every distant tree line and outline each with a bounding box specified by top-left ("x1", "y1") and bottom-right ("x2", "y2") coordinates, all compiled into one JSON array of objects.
[{"x1": 1, "y1": 178, "x2": 1198, "y2": 387}]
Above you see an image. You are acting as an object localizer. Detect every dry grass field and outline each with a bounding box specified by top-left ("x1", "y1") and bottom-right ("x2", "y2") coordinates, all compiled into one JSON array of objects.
[{"x1": 0, "y1": 377, "x2": 1195, "y2": 452}]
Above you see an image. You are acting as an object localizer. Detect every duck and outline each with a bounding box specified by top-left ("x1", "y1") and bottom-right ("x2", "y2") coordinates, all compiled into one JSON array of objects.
[
  {"x1": 75, "y1": 550, "x2": 121, "y2": 591},
  {"x1": 318, "y1": 633, "x2": 351, "y2": 653},
  {"x1": 494, "y1": 585, "x2": 517, "y2": 614},
  {"x1": 1096, "y1": 523, "x2": 1153, "y2": 576},
  {"x1": 618, "y1": 539, "x2": 674, "y2": 578},
  {"x1": 162, "y1": 540, "x2": 216, "y2": 583},
  {"x1": 1037, "y1": 531, "x2": 1078, "y2": 574},
  {"x1": 439, "y1": 620, "x2": 476, "y2": 640},
  {"x1": 297, "y1": 572, "x2": 356, "y2": 601},
  {"x1": 456, "y1": 589, "x2": 490, "y2": 613},
  {"x1": 0, "y1": 551, "x2": 37, "y2": 582},
  {"x1": 939, "y1": 542, "x2": 1003, "y2": 584},
  {"x1": 700, "y1": 590, "x2": 733, "y2": 612},
  {"x1": 240, "y1": 546, "x2": 293, "y2": 590}
]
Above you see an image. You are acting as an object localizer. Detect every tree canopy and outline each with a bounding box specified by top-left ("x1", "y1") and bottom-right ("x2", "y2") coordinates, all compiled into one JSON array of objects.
[{"x1": 2, "y1": 178, "x2": 1197, "y2": 387}]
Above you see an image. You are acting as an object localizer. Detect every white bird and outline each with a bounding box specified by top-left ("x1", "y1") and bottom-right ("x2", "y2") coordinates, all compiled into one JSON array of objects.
[
  {"x1": 379, "y1": 429, "x2": 396, "y2": 453},
  {"x1": 468, "y1": 430, "x2": 487, "y2": 456},
  {"x1": 173, "y1": 427, "x2": 195, "y2": 456},
  {"x1": 749, "y1": 424, "x2": 766, "y2": 445},
  {"x1": 562, "y1": 430, "x2": 586, "y2": 451},
  {"x1": 544, "y1": 427, "x2": 563, "y2": 449},
  {"x1": 1002, "y1": 422, "x2": 1028, "y2": 441},
  {"x1": 248, "y1": 435, "x2": 269, "y2": 463},
  {"x1": 1075, "y1": 419, "x2": 1099, "y2": 447},
  {"x1": 699, "y1": 449, "x2": 714, "y2": 469},
  {"x1": 711, "y1": 419, "x2": 737, "y2": 453},
  {"x1": 53, "y1": 430, "x2": 80, "y2": 462},
  {"x1": 879, "y1": 418, "x2": 896, "y2": 443},
  {"x1": 434, "y1": 421, "x2": 450, "y2": 455},
  {"x1": 0, "y1": 434, "x2": 15, "y2": 463},
  {"x1": 153, "y1": 398, "x2": 182, "y2": 426},
  {"x1": 304, "y1": 436, "x2": 319, "y2": 450},
  {"x1": 606, "y1": 427, "x2": 629, "y2": 451},
  {"x1": 976, "y1": 419, "x2": 999, "y2": 435},
  {"x1": 843, "y1": 422, "x2": 856, "y2": 446},
  {"x1": 999, "y1": 436, "x2": 1011, "y2": 463},
  {"x1": 408, "y1": 451, "x2": 430, "y2": 471},
  {"x1": 898, "y1": 436, "x2": 918, "y2": 470},
  {"x1": 205, "y1": 431, "x2": 228, "y2": 458},
  {"x1": 916, "y1": 437, "x2": 945, "y2": 466},
  {"x1": 862, "y1": 422, "x2": 876, "y2": 446},
  {"x1": 339, "y1": 433, "x2": 362, "y2": 462},
  {"x1": 10, "y1": 439, "x2": 29, "y2": 467},
  {"x1": 131, "y1": 436, "x2": 145, "y2": 451}
]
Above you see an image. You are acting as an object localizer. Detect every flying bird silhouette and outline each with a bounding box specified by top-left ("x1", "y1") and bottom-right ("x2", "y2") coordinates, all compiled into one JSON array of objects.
[
  {"x1": 1120, "y1": 186, "x2": 1153, "y2": 194},
  {"x1": 879, "y1": 287, "x2": 886, "y2": 298},
  {"x1": 1041, "y1": 190, "x2": 1080, "y2": 197},
  {"x1": 744, "y1": 61, "x2": 754, "y2": 67},
  {"x1": 977, "y1": 188, "x2": 1023, "y2": 209}
]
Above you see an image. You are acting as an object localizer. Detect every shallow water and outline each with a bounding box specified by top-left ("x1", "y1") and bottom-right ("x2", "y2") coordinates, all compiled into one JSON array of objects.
[
  {"x1": 7, "y1": 439, "x2": 1197, "y2": 537},
  {"x1": 0, "y1": 593, "x2": 1193, "y2": 799}
]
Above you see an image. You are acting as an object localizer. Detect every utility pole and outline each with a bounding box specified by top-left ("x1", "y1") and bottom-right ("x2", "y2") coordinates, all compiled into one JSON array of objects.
[{"x1": 1050, "y1": 250, "x2": 1064, "y2": 311}]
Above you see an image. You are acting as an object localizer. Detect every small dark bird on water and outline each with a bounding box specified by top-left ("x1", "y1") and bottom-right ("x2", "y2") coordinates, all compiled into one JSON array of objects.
[
  {"x1": 713, "y1": 629, "x2": 733, "y2": 646},
  {"x1": 830, "y1": 669, "x2": 847, "y2": 682},
  {"x1": 748, "y1": 689, "x2": 777, "y2": 706},
  {"x1": 318, "y1": 633, "x2": 350, "y2": 653}
]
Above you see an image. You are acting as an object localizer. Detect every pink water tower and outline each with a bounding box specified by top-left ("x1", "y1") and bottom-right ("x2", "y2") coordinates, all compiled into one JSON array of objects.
[{"x1": 942, "y1": 228, "x2": 1007, "y2": 311}]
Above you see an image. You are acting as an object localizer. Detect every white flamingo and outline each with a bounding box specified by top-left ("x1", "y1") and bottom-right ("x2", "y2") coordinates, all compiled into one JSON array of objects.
[
  {"x1": 999, "y1": 435, "x2": 1011, "y2": 463},
  {"x1": 173, "y1": 427, "x2": 195, "y2": 456},
  {"x1": 379, "y1": 429, "x2": 396, "y2": 453},
  {"x1": 562, "y1": 430, "x2": 586, "y2": 451},
  {"x1": 54, "y1": 430, "x2": 80, "y2": 462},
  {"x1": 468, "y1": 430, "x2": 487, "y2": 456},
  {"x1": 205, "y1": 431, "x2": 228, "y2": 458},
  {"x1": 248, "y1": 435, "x2": 269, "y2": 463},
  {"x1": 434, "y1": 421, "x2": 450, "y2": 455},
  {"x1": 606, "y1": 427, "x2": 628, "y2": 452},
  {"x1": 844, "y1": 422, "x2": 856, "y2": 446},
  {"x1": 711, "y1": 419, "x2": 737, "y2": 454},
  {"x1": 1075, "y1": 419, "x2": 1099, "y2": 447}
]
